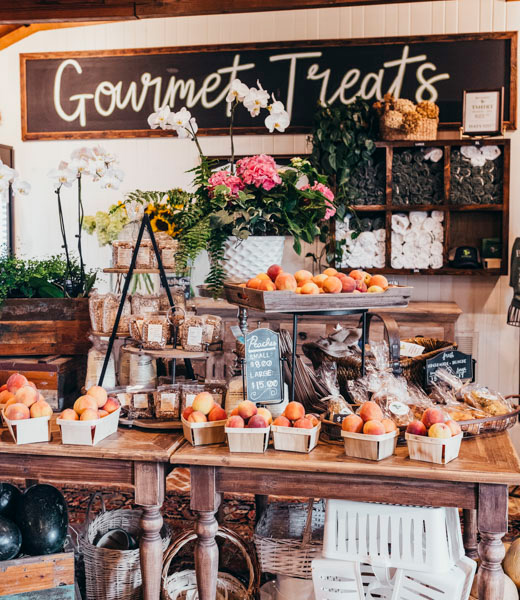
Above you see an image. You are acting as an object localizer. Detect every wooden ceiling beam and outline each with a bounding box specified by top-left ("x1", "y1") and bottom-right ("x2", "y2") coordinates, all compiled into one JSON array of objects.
[{"x1": 0, "y1": 23, "x2": 108, "y2": 51}]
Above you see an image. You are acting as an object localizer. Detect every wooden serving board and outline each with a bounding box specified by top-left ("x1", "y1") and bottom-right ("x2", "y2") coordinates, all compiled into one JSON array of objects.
[
  {"x1": 119, "y1": 417, "x2": 182, "y2": 430},
  {"x1": 224, "y1": 283, "x2": 412, "y2": 313}
]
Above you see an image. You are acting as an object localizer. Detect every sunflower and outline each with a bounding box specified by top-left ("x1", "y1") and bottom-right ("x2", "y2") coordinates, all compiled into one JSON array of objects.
[
  {"x1": 150, "y1": 215, "x2": 171, "y2": 233},
  {"x1": 145, "y1": 203, "x2": 157, "y2": 217}
]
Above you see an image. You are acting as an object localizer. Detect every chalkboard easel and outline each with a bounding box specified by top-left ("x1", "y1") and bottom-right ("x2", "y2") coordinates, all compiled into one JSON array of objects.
[{"x1": 244, "y1": 328, "x2": 284, "y2": 406}]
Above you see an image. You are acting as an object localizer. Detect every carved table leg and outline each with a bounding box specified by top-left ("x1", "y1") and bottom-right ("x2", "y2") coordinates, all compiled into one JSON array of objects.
[
  {"x1": 191, "y1": 466, "x2": 221, "y2": 600},
  {"x1": 463, "y1": 508, "x2": 479, "y2": 559},
  {"x1": 255, "y1": 494, "x2": 268, "y2": 524},
  {"x1": 478, "y1": 484, "x2": 508, "y2": 600},
  {"x1": 134, "y1": 462, "x2": 166, "y2": 600}
]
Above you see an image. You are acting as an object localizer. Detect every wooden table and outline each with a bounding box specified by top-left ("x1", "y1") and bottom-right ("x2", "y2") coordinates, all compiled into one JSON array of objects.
[
  {"x1": 0, "y1": 421, "x2": 184, "y2": 600},
  {"x1": 172, "y1": 433, "x2": 520, "y2": 600}
]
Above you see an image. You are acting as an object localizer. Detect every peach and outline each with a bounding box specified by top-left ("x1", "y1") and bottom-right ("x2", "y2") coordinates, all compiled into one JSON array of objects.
[
  {"x1": 358, "y1": 401, "x2": 384, "y2": 423},
  {"x1": 306, "y1": 414, "x2": 320, "y2": 427},
  {"x1": 446, "y1": 420, "x2": 462, "y2": 436},
  {"x1": 238, "y1": 400, "x2": 257, "y2": 421},
  {"x1": 257, "y1": 407, "x2": 273, "y2": 425},
  {"x1": 230, "y1": 406, "x2": 239, "y2": 416},
  {"x1": 322, "y1": 276, "x2": 342, "y2": 294},
  {"x1": 362, "y1": 272, "x2": 372, "y2": 285},
  {"x1": 26, "y1": 381, "x2": 37, "y2": 390},
  {"x1": 4, "y1": 397, "x2": 18, "y2": 409},
  {"x1": 275, "y1": 272, "x2": 297, "y2": 292},
  {"x1": 341, "y1": 414, "x2": 364, "y2": 433},
  {"x1": 80, "y1": 408, "x2": 99, "y2": 421},
  {"x1": 421, "y1": 407, "x2": 445, "y2": 429},
  {"x1": 300, "y1": 282, "x2": 320, "y2": 295},
  {"x1": 102, "y1": 397, "x2": 120, "y2": 414},
  {"x1": 294, "y1": 269, "x2": 313, "y2": 285},
  {"x1": 295, "y1": 287, "x2": 301, "y2": 294},
  {"x1": 6, "y1": 373, "x2": 28, "y2": 393},
  {"x1": 87, "y1": 385, "x2": 108, "y2": 408},
  {"x1": 0, "y1": 384, "x2": 6, "y2": 392},
  {"x1": 208, "y1": 405, "x2": 227, "y2": 422},
  {"x1": 247, "y1": 415, "x2": 268, "y2": 428},
  {"x1": 368, "y1": 275, "x2": 389, "y2": 291},
  {"x1": 259, "y1": 279, "x2": 276, "y2": 291},
  {"x1": 273, "y1": 415, "x2": 291, "y2": 427},
  {"x1": 38, "y1": 393, "x2": 45, "y2": 403},
  {"x1": 319, "y1": 288, "x2": 325, "y2": 294},
  {"x1": 74, "y1": 395, "x2": 99, "y2": 415},
  {"x1": 381, "y1": 418, "x2": 398, "y2": 433},
  {"x1": 406, "y1": 420, "x2": 427, "y2": 436},
  {"x1": 256, "y1": 273, "x2": 271, "y2": 281},
  {"x1": 99, "y1": 410, "x2": 109, "y2": 418},
  {"x1": 267, "y1": 264, "x2": 284, "y2": 281},
  {"x1": 15, "y1": 385, "x2": 39, "y2": 408},
  {"x1": 182, "y1": 406, "x2": 195, "y2": 420},
  {"x1": 284, "y1": 401, "x2": 305, "y2": 422},
  {"x1": 226, "y1": 415, "x2": 245, "y2": 428},
  {"x1": 30, "y1": 399, "x2": 52, "y2": 419},
  {"x1": 312, "y1": 274, "x2": 329, "y2": 288},
  {"x1": 192, "y1": 392, "x2": 215, "y2": 415},
  {"x1": 336, "y1": 274, "x2": 356, "y2": 293},
  {"x1": 367, "y1": 286, "x2": 384, "y2": 293},
  {"x1": 246, "y1": 278, "x2": 262, "y2": 289},
  {"x1": 5, "y1": 403, "x2": 30, "y2": 421},
  {"x1": 428, "y1": 422, "x2": 452, "y2": 439},
  {"x1": 323, "y1": 267, "x2": 338, "y2": 277},
  {"x1": 188, "y1": 411, "x2": 207, "y2": 423},
  {"x1": 363, "y1": 420, "x2": 386, "y2": 435},
  {"x1": 349, "y1": 270, "x2": 364, "y2": 282},
  {"x1": 59, "y1": 408, "x2": 79, "y2": 421},
  {"x1": 355, "y1": 280, "x2": 367, "y2": 293},
  {"x1": 294, "y1": 417, "x2": 313, "y2": 429},
  {"x1": 0, "y1": 390, "x2": 15, "y2": 404}
]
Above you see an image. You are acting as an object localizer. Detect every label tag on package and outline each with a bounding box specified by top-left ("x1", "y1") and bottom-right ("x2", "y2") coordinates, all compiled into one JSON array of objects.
[
  {"x1": 400, "y1": 341, "x2": 426, "y2": 357},
  {"x1": 245, "y1": 328, "x2": 282, "y2": 404}
]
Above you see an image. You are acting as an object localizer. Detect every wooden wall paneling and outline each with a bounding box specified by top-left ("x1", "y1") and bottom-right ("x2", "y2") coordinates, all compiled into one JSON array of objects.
[
  {"x1": 410, "y1": 2, "x2": 433, "y2": 35},
  {"x1": 480, "y1": 0, "x2": 494, "y2": 31},
  {"x1": 384, "y1": 4, "x2": 399, "y2": 37},
  {"x1": 432, "y1": 1, "x2": 446, "y2": 35}
]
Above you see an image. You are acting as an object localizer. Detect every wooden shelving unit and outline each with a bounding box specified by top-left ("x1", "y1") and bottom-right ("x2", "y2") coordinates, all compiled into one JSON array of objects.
[{"x1": 339, "y1": 138, "x2": 510, "y2": 277}]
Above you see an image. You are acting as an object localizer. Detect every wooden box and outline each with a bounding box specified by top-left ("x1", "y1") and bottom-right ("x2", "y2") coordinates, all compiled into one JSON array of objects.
[
  {"x1": 0, "y1": 356, "x2": 86, "y2": 411},
  {"x1": 0, "y1": 298, "x2": 90, "y2": 356},
  {"x1": 225, "y1": 426, "x2": 270, "y2": 453},
  {"x1": 182, "y1": 417, "x2": 227, "y2": 446},
  {"x1": 341, "y1": 430, "x2": 398, "y2": 461},
  {"x1": 0, "y1": 551, "x2": 74, "y2": 599},
  {"x1": 271, "y1": 423, "x2": 320, "y2": 453},
  {"x1": 406, "y1": 432, "x2": 463, "y2": 465}
]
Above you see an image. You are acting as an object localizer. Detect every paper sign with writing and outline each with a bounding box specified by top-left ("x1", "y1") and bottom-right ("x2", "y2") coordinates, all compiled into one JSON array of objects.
[
  {"x1": 245, "y1": 328, "x2": 282, "y2": 404},
  {"x1": 425, "y1": 350, "x2": 473, "y2": 384}
]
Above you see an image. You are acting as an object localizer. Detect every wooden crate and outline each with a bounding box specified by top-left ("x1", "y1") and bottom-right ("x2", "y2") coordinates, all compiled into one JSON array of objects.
[
  {"x1": 341, "y1": 430, "x2": 398, "y2": 461},
  {"x1": 182, "y1": 417, "x2": 227, "y2": 446},
  {"x1": 0, "y1": 298, "x2": 90, "y2": 356},
  {"x1": 225, "y1": 426, "x2": 270, "y2": 453},
  {"x1": 0, "y1": 356, "x2": 86, "y2": 411},
  {"x1": 271, "y1": 423, "x2": 320, "y2": 453},
  {"x1": 406, "y1": 432, "x2": 463, "y2": 464},
  {"x1": 0, "y1": 551, "x2": 74, "y2": 599}
]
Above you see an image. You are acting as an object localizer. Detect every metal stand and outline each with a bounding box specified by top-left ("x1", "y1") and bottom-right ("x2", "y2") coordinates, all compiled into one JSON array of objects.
[{"x1": 98, "y1": 214, "x2": 194, "y2": 386}]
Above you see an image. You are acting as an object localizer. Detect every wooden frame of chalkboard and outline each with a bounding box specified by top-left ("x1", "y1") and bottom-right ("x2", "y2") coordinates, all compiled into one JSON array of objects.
[{"x1": 20, "y1": 31, "x2": 517, "y2": 141}]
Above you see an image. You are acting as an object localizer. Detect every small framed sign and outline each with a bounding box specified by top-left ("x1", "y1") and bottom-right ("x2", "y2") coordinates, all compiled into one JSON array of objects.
[
  {"x1": 462, "y1": 88, "x2": 504, "y2": 136},
  {"x1": 245, "y1": 328, "x2": 283, "y2": 405}
]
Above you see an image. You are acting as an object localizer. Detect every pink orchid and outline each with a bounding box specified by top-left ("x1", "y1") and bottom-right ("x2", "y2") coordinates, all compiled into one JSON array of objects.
[{"x1": 235, "y1": 154, "x2": 282, "y2": 192}]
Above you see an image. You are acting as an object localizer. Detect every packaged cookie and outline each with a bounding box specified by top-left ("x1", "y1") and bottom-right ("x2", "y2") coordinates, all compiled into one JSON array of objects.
[
  {"x1": 112, "y1": 240, "x2": 134, "y2": 269},
  {"x1": 372, "y1": 390, "x2": 414, "y2": 427},
  {"x1": 141, "y1": 314, "x2": 170, "y2": 350},
  {"x1": 462, "y1": 384, "x2": 512, "y2": 416},
  {"x1": 154, "y1": 384, "x2": 181, "y2": 419},
  {"x1": 113, "y1": 388, "x2": 132, "y2": 416},
  {"x1": 179, "y1": 315, "x2": 205, "y2": 352},
  {"x1": 202, "y1": 315, "x2": 223, "y2": 345},
  {"x1": 204, "y1": 380, "x2": 227, "y2": 406},
  {"x1": 136, "y1": 239, "x2": 153, "y2": 269},
  {"x1": 127, "y1": 387, "x2": 155, "y2": 419},
  {"x1": 89, "y1": 291, "x2": 104, "y2": 332},
  {"x1": 102, "y1": 293, "x2": 132, "y2": 335},
  {"x1": 181, "y1": 383, "x2": 204, "y2": 412},
  {"x1": 131, "y1": 293, "x2": 161, "y2": 316}
]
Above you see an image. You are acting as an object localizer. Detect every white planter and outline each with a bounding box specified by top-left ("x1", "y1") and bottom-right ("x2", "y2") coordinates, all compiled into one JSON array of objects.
[{"x1": 222, "y1": 235, "x2": 285, "y2": 281}]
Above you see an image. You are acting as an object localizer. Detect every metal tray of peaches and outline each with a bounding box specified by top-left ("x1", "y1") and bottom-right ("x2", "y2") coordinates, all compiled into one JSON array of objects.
[{"x1": 224, "y1": 282, "x2": 413, "y2": 314}]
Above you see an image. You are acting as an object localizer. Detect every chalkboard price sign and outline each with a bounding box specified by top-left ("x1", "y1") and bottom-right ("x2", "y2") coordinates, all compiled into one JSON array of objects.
[
  {"x1": 425, "y1": 350, "x2": 473, "y2": 384},
  {"x1": 245, "y1": 328, "x2": 283, "y2": 404}
]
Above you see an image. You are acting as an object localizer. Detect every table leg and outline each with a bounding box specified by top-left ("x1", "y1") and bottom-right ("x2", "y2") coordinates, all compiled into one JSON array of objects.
[
  {"x1": 134, "y1": 462, "x2": 166, "y2": 600},
  {"x1": 191, "y1": 466, "x2": 221, "y2": 600},
  {"x1": 477, "y1": 483, "x2": 508, "y2": 600},
  {"x1": 255, "y1": 494, "x2": 268, "y2": 524},
  {"x1": 463, "y1": 508, "x2": 478, "y2": 559}
]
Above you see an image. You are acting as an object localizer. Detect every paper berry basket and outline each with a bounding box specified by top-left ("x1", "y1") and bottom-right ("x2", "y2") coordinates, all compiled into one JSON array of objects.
[
  {"x1": 182, "y1": 417, "x2": 227, "y2": 446},
  {"x1": 341, "y1": 430, "x2": 398, "y2": 461},
  {"x1": 2, "y1": 411, "x2": 51, "y2": 445},
  {"x1": 271, "y1": 423, "x2": 321, "y2": 453},
  {"x1": 57, "y1": 408, "x2": 121, "y2": 446},
  {"x1": 225, "y1": 426, "x2": 270, "y2": 453},
  {"x1": 405, "y1": 432, "x2": 463, "y2": 464}
]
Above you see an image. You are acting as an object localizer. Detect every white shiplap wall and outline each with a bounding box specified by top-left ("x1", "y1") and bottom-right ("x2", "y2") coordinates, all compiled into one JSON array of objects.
[{"x1": 0, "y1": 0, "x2": 519, "y2": 396}]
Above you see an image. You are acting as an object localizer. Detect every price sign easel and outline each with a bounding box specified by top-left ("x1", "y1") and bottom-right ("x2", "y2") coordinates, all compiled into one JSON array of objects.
[{"x1": 245, "y1": 328, "x2": 283, "y2": 405}]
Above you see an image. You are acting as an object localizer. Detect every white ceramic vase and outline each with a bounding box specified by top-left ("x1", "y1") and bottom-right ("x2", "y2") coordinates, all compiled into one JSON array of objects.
[{"x1": 222, "y1": 235, "x2": 285, "y2": 281}]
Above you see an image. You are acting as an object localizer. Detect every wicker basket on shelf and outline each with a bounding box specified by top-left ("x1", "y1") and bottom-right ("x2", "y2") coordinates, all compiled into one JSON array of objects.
[
  {"x1": 253, "y1": 499, "x2": 325, "y2": 580},
  {"x1": 374, "y1": 95, "x2": 439, "y2": 141},
  {"x1": 379, "y1": 116, "x2": 438, "y2": 141}
]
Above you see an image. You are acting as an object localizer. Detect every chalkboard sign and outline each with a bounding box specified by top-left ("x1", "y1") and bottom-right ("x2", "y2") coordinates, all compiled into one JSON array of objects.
[
  {"x1": 245, "y1": 328, "x2": 283, "y2": 404},
  {"x1": 425, "y1": 350, "x2": 473, "y2": 384},
  {"x1": 20, "y1": 32, "x2": 517, "y2": 140}
]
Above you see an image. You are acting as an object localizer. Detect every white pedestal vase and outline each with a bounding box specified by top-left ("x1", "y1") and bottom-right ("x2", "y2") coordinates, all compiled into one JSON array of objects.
[{"x1": 221, "y1": 235, "x2": 285, "y2": 281}]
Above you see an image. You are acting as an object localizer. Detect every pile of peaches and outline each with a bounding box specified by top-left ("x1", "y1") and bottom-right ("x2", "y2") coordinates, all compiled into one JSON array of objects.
[
  {"x1": 226, "y1": 400, "x2": 273, "y2": 429},
  {"x1": 58, "y1": 386, "x2": 120, "y2": 422},
  {"x1": 406, "y1": 407, "x2": 462, "y2": 439},
  {"x1": 182, "y1": 392, "x2": 227, "y2": 423},
  {"x1": 0, "y1": 373, "x2": 53, "y2": 421},
  {"x1": 244, "y1": 264, "x2": 389, "y2": 295},
  {"x1": 341, "y1": 401, "x2": 398, "y2": 436},
  {"x1": 271, "y1": 401, "x2": 320, "y2": 429}
]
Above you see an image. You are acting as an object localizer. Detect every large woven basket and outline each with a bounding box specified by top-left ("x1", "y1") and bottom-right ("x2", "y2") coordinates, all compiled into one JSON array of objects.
[
  {"x1": 80, "y1": 493, "x2": 171, "y2": 600},
  {"x1": 254, "y1": 499, "x2": 325, "y2": 580},
  {"x1": 162, "y1": 527, "x2": 258, "y2": 600},
  {"x1": 380, "y1": 116, "x2": 438, "y2": 141}
]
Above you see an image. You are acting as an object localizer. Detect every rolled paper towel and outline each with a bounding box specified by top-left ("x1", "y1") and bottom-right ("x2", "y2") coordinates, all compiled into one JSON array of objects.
[
  {"x1": 416, "y1": 256, "x2": 430, "y2": 270},
  {"x1": 357, "y1": 231, "x2": 376, "y2": 250},
  {"x1": 430, "y1": 254, "x2": 443, "y2": 269},
  {"x1": 391, "y1": 255, "x2": 405, "y2": 269},
  {"x1": 431, "y1": 241, "x2": 444, "y2": 256},
  {"x1": 375, "y1": 241, "x2": 386, "y2": 255},
  {"x1": 392, "y1": 213, "x2": 410, "y2": 234},
  {"x1": 431, "y1": 210, "x2": 444, "y2": 222},
  {"x1": 422, "y1": 218, "x2": 435, "y2": 232},
  {"x1": 402, "y1": 241, "x2": 417, "y2": 257},
  {"x1": 409, "y1": 211, "x2": 427, "y2": 226},
  {"x1": 373, "y1": 254, "x2": 385, "y2": 268},
  {"x1": 374, "y1": 228, "x2": 386, "y2": 242},
  {"x1": 404, "y1": 230, "x2": 418, "y2": 245},
  {"x1": 391, "y1": 232, "x2": 404, "y2": 247},
  {"x1": 432, "y1": 221, "x2": 444, "y2": 239}
]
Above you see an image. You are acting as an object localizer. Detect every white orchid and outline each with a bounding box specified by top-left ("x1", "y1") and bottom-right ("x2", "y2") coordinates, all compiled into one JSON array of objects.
[
  {"x1": 48, "y1": 162, "x2": 77, "y2": 191},
  {"x1": 0, "y1": 178, "x2": 9, "y2": 194},
  {"x1": 168, "y1": 107, "x2": 192, "y2": 129},
  {"x1": 91, "y1": 158, "x2": 108, "y2": 180},
  {"x1": 0, "y1": 163, "x2": 16, "y2": 183},
  {"x1": 99, "y1": 167, "x2": 124, "y2": 190},
  {"x1": 243, "y1": 83, "x2": 270, "y2": 117},
  {"x1": 226, "y1": 78, "x2": 250, "y2": 104},
  {"x1": 69, "y1": 156, "x2": 92, "y2": 177},
  {"x1": 71, "y1": 146, "x2": 95, "y2": 162},
  {"x1": 268, "y1": 99, "x2": 287, "y2": 115},
  {"x1": 265, "y1": 109, "x2": 290, "y2": 133},
  {"x1": 11, "y1": 179, "x2": 31, "y2": 197},
  {"x1": 147, "y1": 106, "x2": 173, "y2": 130}
]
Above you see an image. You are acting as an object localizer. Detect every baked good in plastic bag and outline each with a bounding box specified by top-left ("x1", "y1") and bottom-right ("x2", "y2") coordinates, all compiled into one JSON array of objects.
[{"x1": 462, "y1": 383, "x2": 513, "y2": 416}]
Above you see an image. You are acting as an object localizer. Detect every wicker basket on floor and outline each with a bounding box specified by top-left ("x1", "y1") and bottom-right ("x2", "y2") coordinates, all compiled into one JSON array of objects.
[
  {"x1": 254, "y1": 499, "x2": 325, "y2": 580},
  {"x1": 80, "y1": 493, "x2": 171, "y2": 600}
]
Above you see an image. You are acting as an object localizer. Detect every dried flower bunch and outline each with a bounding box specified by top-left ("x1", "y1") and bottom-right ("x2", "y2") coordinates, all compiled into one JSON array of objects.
[{"x1": 373, "y1": 94, "x2": 439, "y2": 135}]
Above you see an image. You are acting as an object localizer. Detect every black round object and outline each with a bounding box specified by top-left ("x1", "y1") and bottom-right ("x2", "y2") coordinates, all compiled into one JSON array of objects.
[
  {"x1": 15, "y1": 484, "x2": 68, "y2": 556},
  {"x1": 0, "y1": 483, "x2": 22, "y2": 520},
  {"x1": 0, "y1": 516, "x2": 22, "y2": 561}
]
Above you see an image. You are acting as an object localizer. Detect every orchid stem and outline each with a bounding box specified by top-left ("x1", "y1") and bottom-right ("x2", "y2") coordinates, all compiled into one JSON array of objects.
[
  {"x1": 56, "y1": 187, "x2": 73, "y2": 290},
  {"x1": 229, "y1": 101, "x2": 237, "y2": 172},
  {"x1": 77, "y1": 176, "x2": 85, "y2": 289}
]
